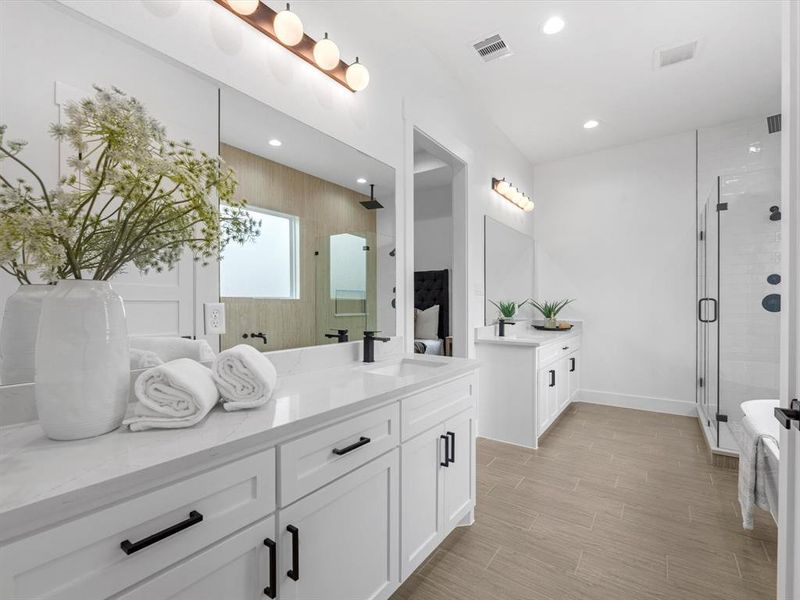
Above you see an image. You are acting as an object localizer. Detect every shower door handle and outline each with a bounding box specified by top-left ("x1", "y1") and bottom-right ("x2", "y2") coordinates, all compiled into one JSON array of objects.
[{"x1": 698, "y1": 298, "x2": 718, "y2": 323}]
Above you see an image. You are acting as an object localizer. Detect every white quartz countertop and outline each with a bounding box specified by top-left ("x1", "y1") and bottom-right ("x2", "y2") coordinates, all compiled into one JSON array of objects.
[
  {"x1": 475, "y1": 321, "x2": 582, "y2": 347},
  {"x1": 0, "y1": 354, "x2": 478, "y2": 537}
]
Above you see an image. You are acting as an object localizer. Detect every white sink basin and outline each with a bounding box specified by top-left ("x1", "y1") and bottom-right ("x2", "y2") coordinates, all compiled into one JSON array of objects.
[{"x1": 365, "y1": 358, "x2": 447, "y2": 378}]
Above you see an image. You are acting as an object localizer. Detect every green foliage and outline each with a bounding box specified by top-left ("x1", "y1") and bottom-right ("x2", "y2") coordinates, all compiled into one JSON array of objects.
[
  {"x1": 528, "y1": 298, "x2": 574, "y2": 319},
  {"x1": 0, "y1": 86, "x2": 259, "y2": 283},
  {"x1": 489, "y1": 298, "x2": 527, "y2": 319}
]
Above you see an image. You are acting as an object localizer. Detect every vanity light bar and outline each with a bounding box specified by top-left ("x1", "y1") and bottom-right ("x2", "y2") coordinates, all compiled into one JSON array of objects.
[
  {"x1": 214, "y1": 1, "x2": 369, "y2": 92},
  {"x1": 492, "y1": 177, "x2": 534, "y2": 212}
]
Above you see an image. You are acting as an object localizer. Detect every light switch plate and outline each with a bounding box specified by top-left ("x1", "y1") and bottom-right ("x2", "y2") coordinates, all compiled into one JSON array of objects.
[{"x1": 204, "y1": 302, "x2": 226, "y2": 334}]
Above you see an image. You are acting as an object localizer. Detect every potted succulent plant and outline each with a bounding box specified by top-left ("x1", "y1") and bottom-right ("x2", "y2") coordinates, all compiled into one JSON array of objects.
[
  {"x1": 529, "y1": 298, "x2": 574, "y2": 329},
  {"x1": 489, "y1": 299, "x2": 528, "y2": 323},
  {"x1": 0, "y1": 86, "x2": 259, "y2": 440}
]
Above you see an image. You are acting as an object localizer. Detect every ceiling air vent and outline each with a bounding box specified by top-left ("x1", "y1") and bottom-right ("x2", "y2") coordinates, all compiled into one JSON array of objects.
[
  {"x1": 655, "y1": 40, "x2": 698, "y2": 68},
  {"x1": 473, "y1": 34, "x2": 512, "y2": 63},
  {"x1": 767, "y1": 114, "x2": 781, "y2": 134}
]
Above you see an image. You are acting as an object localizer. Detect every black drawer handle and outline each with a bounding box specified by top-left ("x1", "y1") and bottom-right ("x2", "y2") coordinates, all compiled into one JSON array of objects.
[
  {"x1": 562, "y1": 346, "x2": 569, "y2": 350},
  {"x1": 332, "y1": 436, "x2": 371, "y2": 456},
  {"x1": 120, "y1": 510, "x2": 203, "y2": 555},
  {"x1": 287, "y1": 524, "x2": 299, "y2": 581},
  {"x1": 570, "y1": 357, "x2": 576, "y2": 372},
  {"x1": 549, "y1": 369, "x2": 556, "y2": 387},
  {"x1": 263, "y1": 538, "x2": 276, "y2": 598},
  {"x1": 440, "y1": 434, "x2": 449, "y2": 467},
  {"x1": 446, "y1": 431, "x2": 455, "y2": 464}
]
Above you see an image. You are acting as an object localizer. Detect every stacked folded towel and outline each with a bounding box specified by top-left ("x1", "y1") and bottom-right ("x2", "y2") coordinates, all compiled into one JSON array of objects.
[
  {"x1": 212, "y1": 344, "x2": 278, "y2": 411},
  {"x1": 123, "y1": 358, "x2": 219, "y2": 431},
  {"x1": 130, "y1": 348, "x2": 164, "y2": 370},
  {"x1": 129, "y1": 336, "x2": 216, "y2": 363}
]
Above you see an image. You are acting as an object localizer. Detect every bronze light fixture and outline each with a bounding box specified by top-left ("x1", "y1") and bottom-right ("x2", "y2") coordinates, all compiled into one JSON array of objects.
[
  {"x1": 492, "y1": 177, "x2": 534, "y2": 212},
  {"x1": 214, "y1": 1, "x2": 370, "y2": 92}
]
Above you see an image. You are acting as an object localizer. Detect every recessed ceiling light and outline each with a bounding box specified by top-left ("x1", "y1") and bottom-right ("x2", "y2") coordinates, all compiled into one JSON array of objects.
[
  {"x1": 268, "y1": 138, "x2": 282, "y2": 147},
  {"x1": 583, "y1": 120, "x2": 599, "y2": 129},
  {"x1": 357, "y1": 178, "x2": 367, "y2": 184},
  {"x1": 542, "y1": 16, "x2": 565, "y2": 35}
]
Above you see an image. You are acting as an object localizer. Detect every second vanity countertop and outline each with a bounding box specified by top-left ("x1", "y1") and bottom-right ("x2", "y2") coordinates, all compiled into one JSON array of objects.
[
  {"x1": 0, "y1": 353, "x2": 479, "y2": 538},
  {"x1": 475, "y1": 321, "x2": 582, "y2": 348}
]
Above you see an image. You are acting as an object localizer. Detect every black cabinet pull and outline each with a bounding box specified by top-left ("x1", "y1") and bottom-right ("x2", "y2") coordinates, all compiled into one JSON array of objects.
[
  {"x1": 263, "y1": 538, "x2": 276, "y2": 598},
  {"x1": 562, "y1": 346, "x2": 569, "y2": 350},
  {"x1": 570, "y1": 357, "x2": 576, "y2": 372},
  {"x1": 286, "y1": 525, "x2": 299, "y2": 581},
  {"x1": 440, "y1": 434, "x2": 449, "y2": 467},
  {"x1": 446, "y1": 431, "x2": 455, "y2": 464},
  {"x1": 120, "y1": 510, "x2": 203, "y2": 555},
  {"x1": 332, "y1": 436, "x2": 371, "y2": 456},
  {"x1": 549, "y1": 369, "x2": 556, "y2": 387}
]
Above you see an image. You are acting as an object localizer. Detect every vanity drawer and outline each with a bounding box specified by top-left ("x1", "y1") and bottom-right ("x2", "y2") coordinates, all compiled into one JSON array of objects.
[
  {"x1": 279, "y1": 403, "x2": 399, "y2": 507},
  {"x1": 401, "y1": 374, "x2": 475, "y2": 442},
  {"x1": 0, "y1": 449, "x2": 275, "y2": 600},
  {"x1": 538, "y1": 337, "x2": 581, "y2": 367}
]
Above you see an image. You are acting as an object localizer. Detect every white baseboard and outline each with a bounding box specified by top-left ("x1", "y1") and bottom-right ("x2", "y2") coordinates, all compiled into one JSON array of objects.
[{"x1": 578, "y1": 389, "x2": 696, "y2": 417}]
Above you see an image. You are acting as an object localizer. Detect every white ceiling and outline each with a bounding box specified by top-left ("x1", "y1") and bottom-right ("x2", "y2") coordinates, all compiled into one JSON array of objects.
[{"x1": 390, "y1": 1, "x2": 782, "y2": 164}]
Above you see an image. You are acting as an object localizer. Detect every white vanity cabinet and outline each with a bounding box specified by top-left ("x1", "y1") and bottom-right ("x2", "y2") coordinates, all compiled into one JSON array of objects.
[
  {"x1": 0, "y1": 362, "x2": 479, "y2": 600},
  {"x1": 476, "y1": 328, "x2": 582, "y2": 448}
]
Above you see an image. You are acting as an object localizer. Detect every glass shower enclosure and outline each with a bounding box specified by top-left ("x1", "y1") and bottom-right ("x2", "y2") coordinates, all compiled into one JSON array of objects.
[{"x1": 696, "y1": 169, "x2": 782, "y2": 451}]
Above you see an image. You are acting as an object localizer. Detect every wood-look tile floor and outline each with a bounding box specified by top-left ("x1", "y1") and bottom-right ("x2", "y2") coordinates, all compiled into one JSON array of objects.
[{"x1": 392, "y1": 402, "x2": 778, "y2": 600}]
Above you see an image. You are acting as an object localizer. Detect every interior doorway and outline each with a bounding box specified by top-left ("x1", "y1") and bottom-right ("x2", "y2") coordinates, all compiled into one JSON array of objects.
[{"x1": 411, "y1": 129, "x2": 467, "y2": 358}]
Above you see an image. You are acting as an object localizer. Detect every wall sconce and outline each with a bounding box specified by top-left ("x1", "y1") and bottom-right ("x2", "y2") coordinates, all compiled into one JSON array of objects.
[
  {"x1": 492, "y1": 177, "x2": 534, "y2": 212},
  {"x1": 215, "y1": 1, "x2": 369, "y2": 92}
]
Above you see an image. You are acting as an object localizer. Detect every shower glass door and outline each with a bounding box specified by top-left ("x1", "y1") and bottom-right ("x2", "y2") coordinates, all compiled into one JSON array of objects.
[{"x1": 697, "y1": 180, "x2": 720, "y2": 441}]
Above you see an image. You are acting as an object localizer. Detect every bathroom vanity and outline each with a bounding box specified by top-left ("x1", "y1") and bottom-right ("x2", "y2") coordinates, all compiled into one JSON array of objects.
[
  {"x1": 475, "y1": 323, "x2": 582, "y2": 448},
  {"x1": 0, "y1": 352, "x2": 478, "y2": 600}
]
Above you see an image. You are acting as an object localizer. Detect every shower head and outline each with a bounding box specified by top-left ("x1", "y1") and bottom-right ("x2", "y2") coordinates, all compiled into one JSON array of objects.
[
  {"x1": 360, "y1": 183, "x2": 383, "y2": 210},
  {"x1": 769, "y1": 205, "x2": 781, "y2": 221}
]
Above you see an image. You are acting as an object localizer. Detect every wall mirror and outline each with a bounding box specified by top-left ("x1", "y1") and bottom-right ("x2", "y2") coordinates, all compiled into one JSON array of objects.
[
  {"x1": 483, "y1": 216, "x2": 535, "y2": 325},
  {"x1": 0, "y1": 0, "x2": 396, "y2": 387}
]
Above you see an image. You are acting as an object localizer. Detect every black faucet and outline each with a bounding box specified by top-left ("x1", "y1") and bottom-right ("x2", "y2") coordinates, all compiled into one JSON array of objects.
[
  {"x1": 324, "y1": 329, "x2": 349, "y2": 343},
  {"x1": 242, "y1": 332, "x2": 268, "y2": 345},
  {"x1": 363, "y1": 331, "x2": 390, "y2": 363},
  {"x1": 498, "y1": 318, "x2": 507, "y2": 337}
]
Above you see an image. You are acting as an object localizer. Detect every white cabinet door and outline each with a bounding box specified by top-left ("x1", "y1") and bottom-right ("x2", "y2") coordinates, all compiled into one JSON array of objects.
[
  {"x1": 567, "y1": 351, "x2": 580, "y2": 402},
  {"x1": 557, "y1": 358, "x2": 570, "y2": 411},
  {"x1": 278, "y1": 449, "x2": 399, "y2": 600},
  {"x1": 536, "y1": 367, "x2": 553, "y2": 432},
  {"x1": 400, "y1": 425, "x2": 445, "y2": 579},
  {"x1": 115, "y1": 516, "x2": 276, "y2": 600},
  {"x1": 443, "y1": 410, "x2": 474, "y2": 531}
]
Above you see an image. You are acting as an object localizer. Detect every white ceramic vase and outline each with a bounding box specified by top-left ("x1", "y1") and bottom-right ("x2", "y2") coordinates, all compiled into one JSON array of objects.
[
  {"x1": 545, "y1": 317, "x2": 558, "y2": 329},
  {"x1": 35, "y1": 280, "x2": 130, "y2": 440},
  {"x1": 0, "y1": 284, "x2": 51, "y2": 385}
]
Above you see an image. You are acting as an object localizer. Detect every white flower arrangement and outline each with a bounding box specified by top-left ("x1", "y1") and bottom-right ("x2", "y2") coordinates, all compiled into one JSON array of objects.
[{"x1": 0, "y1": 86, "x2": 259, "y2": 283}]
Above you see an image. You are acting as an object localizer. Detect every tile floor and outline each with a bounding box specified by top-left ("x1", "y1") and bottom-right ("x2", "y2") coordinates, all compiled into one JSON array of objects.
[{"x1": 392, "y1": 402, "x2": 777, "y2": 600}]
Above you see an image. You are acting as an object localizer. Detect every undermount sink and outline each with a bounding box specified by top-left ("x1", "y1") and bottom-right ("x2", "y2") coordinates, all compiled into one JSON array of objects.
[{"x1": 365, "y1": 358, "x2": 447, "y2": 378}]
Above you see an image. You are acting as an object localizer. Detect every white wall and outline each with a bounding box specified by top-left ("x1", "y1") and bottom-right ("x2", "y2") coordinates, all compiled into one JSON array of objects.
[
  {"x1": 533, "y1": 132, "x2": 697, "y2": 415},
  {"x1": 414, "y1": 183, "x2": 453, "y2": 273},
  {"x1": 54, "y1": 0, "x2": 538, "y2": 357}
]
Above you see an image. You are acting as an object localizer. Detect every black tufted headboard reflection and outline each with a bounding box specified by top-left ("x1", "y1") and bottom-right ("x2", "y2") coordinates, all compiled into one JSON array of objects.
[{"x1": 414, "y1": 269, "x2": 450, "y2": 339}]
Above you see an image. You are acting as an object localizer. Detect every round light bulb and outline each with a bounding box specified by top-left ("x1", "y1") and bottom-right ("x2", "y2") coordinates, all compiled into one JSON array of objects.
[
  {"x1": 346, "y1": 58, "x2": 370, "y2": 91},
  {"x1": 524, "y1": 200, "x2": 535, "y2": 212},
  {"x1": 313, "y1": 33, "x2": 340, "y2": 71},
  {"x1": 274, "y1": 3, "x2": 304, "y2": 46},
  {"x1": 583, "y1": 119, "x2": 600, "y2": 129},
  {"x1": 496, "y1": 179, "x2": 511, "y2": 195},
  {"x1": 227, "y1": 0, "x2": 259, "y2": 15}
]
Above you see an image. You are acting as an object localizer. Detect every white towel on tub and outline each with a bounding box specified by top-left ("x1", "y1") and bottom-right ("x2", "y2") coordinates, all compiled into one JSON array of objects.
[
  {"x1": 212, "y1": 344, "x2": 277, "y2": 411},
  {"x1": 124, "y1": 358, "x2": 219, "y2": 431},
  {"x1": 738, "y1": 414, "x2": 780, "y2": 529}
]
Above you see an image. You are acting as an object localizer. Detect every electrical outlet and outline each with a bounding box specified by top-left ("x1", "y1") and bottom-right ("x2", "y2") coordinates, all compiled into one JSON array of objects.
[{"x1": 204, "y1": 302, "x2": 226, "y2": 335}]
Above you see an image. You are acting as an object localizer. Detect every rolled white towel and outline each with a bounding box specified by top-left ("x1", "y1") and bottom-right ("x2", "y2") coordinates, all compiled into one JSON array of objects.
[
  {"x1": 129, "y1": 336, "x2": 216, "y2": 363},
  {"x1": 212, "y1": 344, "x2": 277, "y2": 411},
  {"x1": 130, "y1": 348, "x2": 164, "y2": 370},
  {"x1": 123, "y1": 358, "x2": 219, "y2": 431}
]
